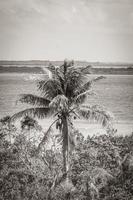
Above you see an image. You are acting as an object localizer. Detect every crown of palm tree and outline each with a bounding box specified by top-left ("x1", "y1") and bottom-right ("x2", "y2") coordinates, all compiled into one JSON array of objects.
[{"x1": 11, "y1": 60, "x2": 113, "y2": 125}]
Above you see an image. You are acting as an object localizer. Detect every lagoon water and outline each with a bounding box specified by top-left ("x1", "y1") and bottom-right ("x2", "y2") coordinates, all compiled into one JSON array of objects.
[{"x1": 0, "y1": 73, "x2": 133, "y2": 135}]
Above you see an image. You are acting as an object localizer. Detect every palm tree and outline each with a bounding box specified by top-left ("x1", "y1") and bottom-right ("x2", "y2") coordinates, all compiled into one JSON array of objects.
[{"x1": 11, "y1": 60, "x2": 114, "y2": 175}]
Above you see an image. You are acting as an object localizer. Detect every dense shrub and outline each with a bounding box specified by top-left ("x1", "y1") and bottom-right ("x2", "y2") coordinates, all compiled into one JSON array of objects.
[{"x1": 0, "y1": 120, "x2": 133, "y2": 199}]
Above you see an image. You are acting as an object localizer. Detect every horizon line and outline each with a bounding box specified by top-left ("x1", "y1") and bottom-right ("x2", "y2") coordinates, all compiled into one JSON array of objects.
[{"x1": 0, "y1": 59, "x2": 133, "y2": 65}]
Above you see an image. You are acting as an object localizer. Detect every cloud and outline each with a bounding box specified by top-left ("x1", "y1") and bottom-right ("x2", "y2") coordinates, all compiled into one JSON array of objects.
[
  {"x1": 0, "y1": 0, "x2": 132, "y2": 30},
  {"x1": 0, "y1": 0, "x2": 133, "y2": 61}
]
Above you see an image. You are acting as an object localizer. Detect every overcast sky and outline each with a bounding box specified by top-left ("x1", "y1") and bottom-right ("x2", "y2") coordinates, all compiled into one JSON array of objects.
[{"x1": 0, "y1": 0, "x2": 133, "y2": 62}]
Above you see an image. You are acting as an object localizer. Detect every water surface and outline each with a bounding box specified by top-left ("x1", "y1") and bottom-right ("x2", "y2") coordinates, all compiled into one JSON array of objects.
[{"x1": 0, "y1": 73, "x2": 133, "y2": 124}]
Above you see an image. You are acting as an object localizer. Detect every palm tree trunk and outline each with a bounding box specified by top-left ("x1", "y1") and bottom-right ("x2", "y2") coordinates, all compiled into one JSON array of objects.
[{"x1": 62, "y1": 115, "x2": 69, "y2": 174}]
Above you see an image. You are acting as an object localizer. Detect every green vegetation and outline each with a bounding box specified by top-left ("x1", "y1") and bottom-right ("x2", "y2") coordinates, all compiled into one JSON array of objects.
[{"x1": 0, "y1": 60, "x2": 132, "y2": 199}]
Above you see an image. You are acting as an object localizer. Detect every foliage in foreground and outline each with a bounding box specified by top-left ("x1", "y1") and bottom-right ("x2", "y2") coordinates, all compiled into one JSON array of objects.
[{"x1": 0, "y1": 119, "x2": 133, "y2": 200}]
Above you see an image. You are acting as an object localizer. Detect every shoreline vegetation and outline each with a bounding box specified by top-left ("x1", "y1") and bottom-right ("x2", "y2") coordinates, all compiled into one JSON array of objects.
[
  {"x1": 0, "y1": 60, "x2": 133, "y2": 74},
  {"x1": 0, "y1": 116, "x2": 133, "y2": 200}
]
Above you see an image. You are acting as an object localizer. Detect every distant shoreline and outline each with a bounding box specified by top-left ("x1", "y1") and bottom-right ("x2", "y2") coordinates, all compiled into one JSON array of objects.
[
  {"x1": 0, "y1": 60, "x2": 133, "y2": 67},
  {"x1": 0, "y1": 65, "x2": 133, "y2": 75}
]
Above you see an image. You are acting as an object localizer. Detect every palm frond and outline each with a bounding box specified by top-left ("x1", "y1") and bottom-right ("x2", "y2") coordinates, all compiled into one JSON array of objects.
[
  {"x1": 76, "y1": 105, "x2": 114, "y2": 127},
  {"x1": 65, "y1": 69, "x2": 86, "y2": 98},
  {"x1": 75, "y1": 65, "x2": 92, "y2": 74},
  {"x1": 19, "y1": 94, "x2": 50, "y2": 106},
  {"x1": 60, "y1": 60, "x2": 74, "y2": 72},
  {"x1": 38, "y1": 79, "x2": 63, "y2": 98},
  {"x1": 91, "y1": 75, "x2": 105, "y2": 82},
  {"x1": 75, "y1": 76, "x2": 105, "y2": 96},
  {"x1": 45, "y1": 64, "x2": 58, "y2": 79},
  {"x1": 11, "y1": 107, "x2": 54, "y2": 121},
  {"x1": 36, "y1": 119, "x2": 58, "y2": 154},
  {"x1": 74, "y1": 90, "x2": 95, "y2": 105},
  {"x1": 46, "y1": 63, "x2": 55, "y2": 72},
  {"x1": 45, "y1": 65, "x2": 66, "y2": 91},
  {"x1": 49, "y1": 95, "x2": 68, "y2": 111}
]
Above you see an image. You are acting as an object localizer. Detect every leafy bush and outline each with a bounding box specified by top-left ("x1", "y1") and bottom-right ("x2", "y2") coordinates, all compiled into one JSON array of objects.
[{"x1": 0, "y1": 119, "x2": 133, "y2": 200}]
